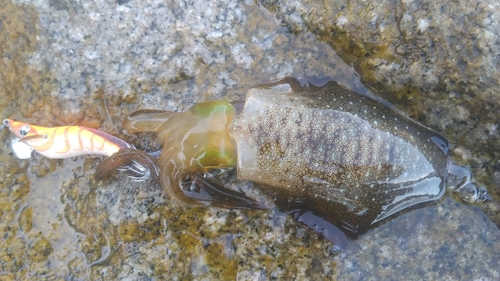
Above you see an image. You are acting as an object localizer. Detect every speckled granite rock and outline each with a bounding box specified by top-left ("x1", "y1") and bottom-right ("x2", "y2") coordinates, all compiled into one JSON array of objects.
[
  {"x1": 337, "y1": 196, "x2": 500, "y2": 280},
  {"x1": 1, "y1": 0, "x2": 499, "y2": 280}
]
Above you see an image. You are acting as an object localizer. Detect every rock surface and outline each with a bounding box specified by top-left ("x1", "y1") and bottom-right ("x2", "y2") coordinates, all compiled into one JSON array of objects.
[{"x1": 0, "y1": 0, "x2": 499, "y2": 280}]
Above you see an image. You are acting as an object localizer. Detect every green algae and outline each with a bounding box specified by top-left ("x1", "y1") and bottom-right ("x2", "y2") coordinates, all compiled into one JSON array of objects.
[
  {"x1": 17, "y1": 206, "x2": 32, "y2": 233},
  {"x1": 27, "y1": 233, "x2": 53, "y2": 263}
]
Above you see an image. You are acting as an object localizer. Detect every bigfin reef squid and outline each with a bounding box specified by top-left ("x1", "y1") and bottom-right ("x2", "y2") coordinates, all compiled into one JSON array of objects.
[{"x1": 2, "y1": 77, "x2": 489, "y2": 246}]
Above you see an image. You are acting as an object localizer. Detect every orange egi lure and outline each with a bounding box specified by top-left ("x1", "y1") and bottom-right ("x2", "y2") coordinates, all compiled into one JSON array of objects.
[{"x1": 2, "y1": 119, "x2": 133, "y2": 158}]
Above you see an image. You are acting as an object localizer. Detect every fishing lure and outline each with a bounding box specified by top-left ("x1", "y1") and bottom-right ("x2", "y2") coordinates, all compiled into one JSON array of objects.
[
  {"x1": 1, "y1": 119, "x2": 133, "y2": 159},
  {"x1": 95, "y1": 77, "x2": 486, "y2": 240}
]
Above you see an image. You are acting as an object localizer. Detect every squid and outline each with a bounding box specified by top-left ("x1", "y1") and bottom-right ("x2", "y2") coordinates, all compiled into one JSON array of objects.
[{"x1": 93, "y1": 77, "x2": 463, "y2": 241}]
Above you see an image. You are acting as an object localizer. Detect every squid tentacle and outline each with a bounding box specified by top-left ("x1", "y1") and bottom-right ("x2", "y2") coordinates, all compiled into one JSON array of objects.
[{"x1": 94, "y1": 148, "x2": 160, "y2": 183}]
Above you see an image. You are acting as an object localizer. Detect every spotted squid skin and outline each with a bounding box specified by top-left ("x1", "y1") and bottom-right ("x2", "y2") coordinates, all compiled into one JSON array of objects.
[{"x1": 229, "y1": 77, "x2": 449, "y2": 237}]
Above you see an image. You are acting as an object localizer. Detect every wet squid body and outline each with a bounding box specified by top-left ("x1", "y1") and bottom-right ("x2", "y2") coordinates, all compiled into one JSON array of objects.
[{"x1": 97, "y1": 77, "x2": 450, "y2": 238}]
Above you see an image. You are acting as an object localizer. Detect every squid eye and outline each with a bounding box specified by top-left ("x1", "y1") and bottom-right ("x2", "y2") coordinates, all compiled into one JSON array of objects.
[{"x1": 19, "y1": 125, "x2": 30, "y2": 136}]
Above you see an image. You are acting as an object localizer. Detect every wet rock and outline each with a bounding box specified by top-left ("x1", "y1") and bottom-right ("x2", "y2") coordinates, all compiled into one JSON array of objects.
[
  {"x1": 0, "y1": 0, "x2": 499, "y2": 279},
  {"x1": 337, "y1": 197, "x2": 500, "y2": 280}
]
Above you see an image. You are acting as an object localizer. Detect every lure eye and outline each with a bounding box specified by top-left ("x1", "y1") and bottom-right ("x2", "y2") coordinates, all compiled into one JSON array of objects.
[{"x1": 19, "y1": 125, "x2": 30, "y2": 136}]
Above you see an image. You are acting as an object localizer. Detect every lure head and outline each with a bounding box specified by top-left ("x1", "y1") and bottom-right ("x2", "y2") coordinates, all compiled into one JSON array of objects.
[
  {"x1": 2, "y1": 119, "x2": 61, "y2": 159},
  {"x1": 2, "y1": 119, "x2": 41, "y2": 159},
  {"x1": 2, "y1": 119, "x2": 48, "y2": 144},
  {"x1": 3, "y1": 119, "x2": 29, "y2": 138}
]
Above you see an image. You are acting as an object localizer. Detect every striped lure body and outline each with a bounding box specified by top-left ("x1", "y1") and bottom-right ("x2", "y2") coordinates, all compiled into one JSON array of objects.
[{"x1": 2, "y1": 119, "x2": 132, "y2": 158}]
